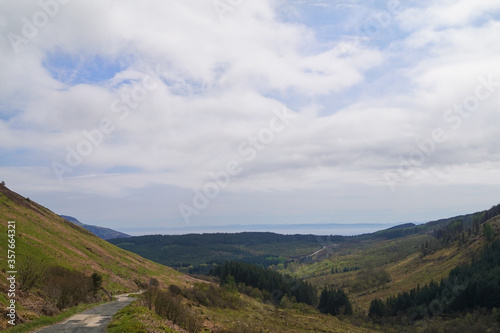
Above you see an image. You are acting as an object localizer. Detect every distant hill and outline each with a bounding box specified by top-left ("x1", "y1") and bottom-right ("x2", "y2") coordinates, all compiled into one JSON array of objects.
[
  {"x1": 109, "y1": 205, "x2": 500, "y2": 277},
  {"x1": 107, "y1": 222, "x2": 426, "y2": 271},
  {"x1": 59, "y1": 215, "x2": 130, "y2": 240}
]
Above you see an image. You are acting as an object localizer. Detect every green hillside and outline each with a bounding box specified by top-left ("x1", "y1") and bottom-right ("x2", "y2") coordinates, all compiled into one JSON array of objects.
[{"x1": 0, "y1": 185, "x2": 192, "y2": 330}]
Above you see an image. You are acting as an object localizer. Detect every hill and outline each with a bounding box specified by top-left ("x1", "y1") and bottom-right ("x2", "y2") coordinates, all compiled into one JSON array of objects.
[
  {"x1": 109, "y1": 205, "x2": 500, "y2": 277},
  {"x1": 108, "y1": 232, "x2": 326, "y2": 272},
  {"x1": 59, "y1": 215, "x2": 130, "y2": 240},
  {"x1": 0, "y1": 185, "x2": 191, "y2": 329}
]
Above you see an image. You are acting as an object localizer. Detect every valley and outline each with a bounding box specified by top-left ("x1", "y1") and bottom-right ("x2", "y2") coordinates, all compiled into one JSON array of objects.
[{"x1": 1, "y1": 184, "x2": 499, "y2": 332}]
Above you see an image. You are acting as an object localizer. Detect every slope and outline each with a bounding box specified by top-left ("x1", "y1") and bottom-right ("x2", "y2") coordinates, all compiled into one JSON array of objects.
[
  {"x1": 0, "y1": 185, "x2": 194, "y2": 329},
  {"x1": 286, "y1": 206, "x2": 500, "y2": 311}
]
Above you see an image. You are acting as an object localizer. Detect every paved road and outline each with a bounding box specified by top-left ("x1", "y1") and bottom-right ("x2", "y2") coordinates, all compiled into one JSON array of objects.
[{"x1": 34, "y1": 294, "x2": 135, "y2": 333}]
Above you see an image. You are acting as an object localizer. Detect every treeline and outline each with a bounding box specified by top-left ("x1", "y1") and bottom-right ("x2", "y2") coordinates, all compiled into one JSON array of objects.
[
  {"x1": 370, "y1": 240, "x2": 500, "y2": 320},
  {"x1": 371, "y1": 223, "x2": 423, "y2": 240},
  {"x1": 210, "y1": 261, "x2": 317, "y2": 306},
  {"x1": 111, "y1": 232, "x2": 320, "y2": 247},
  {"x1": 435, "y1": 204, "x2": 500, "y2": 241},
  {"x1": 421, "y1": 203, "x2": 500, "y2": 256}
]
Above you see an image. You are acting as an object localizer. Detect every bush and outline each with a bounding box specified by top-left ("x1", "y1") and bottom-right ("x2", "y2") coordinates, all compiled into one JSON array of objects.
[
  {"x1": 149, "y1": 277, "x2": 160, "y2": 287},
  {"x1": 144, "y1": 288, "x2": 203, "y2": 333},
  {"x1": 142, "y1": 288, "x2": 156, "y2": 310},
  {"x1": 44, "y1": 266, "x2": 93, "y2": 309},
  {"x1": 18, "y1": 257, "x2": 46, "y2": 291},
  {"x1": 184, "y1": 283, "x2": 242, "y2": 309},
  {"x1": 168, "y1": 284, "x2": 182, "y2": 296}
]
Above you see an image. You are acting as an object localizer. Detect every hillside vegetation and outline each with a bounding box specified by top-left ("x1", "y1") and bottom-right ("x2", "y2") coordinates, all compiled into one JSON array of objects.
[{"x1": 0, "y1": 185, "x2": 191, "y2": 329}]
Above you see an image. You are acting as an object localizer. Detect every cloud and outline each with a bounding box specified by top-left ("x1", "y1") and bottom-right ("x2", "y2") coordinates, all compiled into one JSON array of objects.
[{"x1": 0, "y1": 0, "x2": 499, "y2": 227}]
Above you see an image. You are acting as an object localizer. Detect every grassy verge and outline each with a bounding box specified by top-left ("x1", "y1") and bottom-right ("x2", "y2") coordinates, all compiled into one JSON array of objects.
[
  {"x1": 107, "y1": 302, "x2": 177, "y2": 333},
  {"x1": 5, "y1": 301, "x2": 107, "y2": 333}
]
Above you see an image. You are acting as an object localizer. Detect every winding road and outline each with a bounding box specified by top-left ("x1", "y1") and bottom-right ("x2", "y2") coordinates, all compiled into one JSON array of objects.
[{"x1": 34, "y1": 294, "x2": 135, "y2": 333}]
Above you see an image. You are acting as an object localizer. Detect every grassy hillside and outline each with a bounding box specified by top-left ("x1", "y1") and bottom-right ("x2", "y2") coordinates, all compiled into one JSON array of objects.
[
  {"x1": 285, "y1": 211, "x2": 500, "y2": 312},
  {"x1": 0, "y1": 185, "x2": 194, "y2": 329}
]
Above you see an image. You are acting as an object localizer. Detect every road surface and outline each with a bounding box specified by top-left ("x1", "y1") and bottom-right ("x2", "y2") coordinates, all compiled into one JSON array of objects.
[{"x1": 34, "y1": 294, "x2": 135, "y2": 333}]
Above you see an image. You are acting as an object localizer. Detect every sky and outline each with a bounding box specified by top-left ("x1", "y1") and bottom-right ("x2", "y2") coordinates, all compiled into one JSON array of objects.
[{"x1": 1, "y1": 0, "x2": 500, "y2": 235}]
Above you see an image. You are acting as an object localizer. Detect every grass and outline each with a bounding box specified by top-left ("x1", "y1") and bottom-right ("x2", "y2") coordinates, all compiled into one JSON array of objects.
[
  {"x1": 107, "y1": 303, "x2": 177, "y2": 333},
  {"x1": 5, "y1": 301, "x2": 107, "y2": 333},
  {"x1": 0, "y1": 186, "x2": 197, "y2": 328}
]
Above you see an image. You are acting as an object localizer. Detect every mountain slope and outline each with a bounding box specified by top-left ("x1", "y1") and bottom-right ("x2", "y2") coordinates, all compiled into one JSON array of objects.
[
  {"x1": 59, "y1": 214, "x2": 130, "y2": 240},
  {"x1": 0, "y1": 185, "x2": 193, "y2": 329}
]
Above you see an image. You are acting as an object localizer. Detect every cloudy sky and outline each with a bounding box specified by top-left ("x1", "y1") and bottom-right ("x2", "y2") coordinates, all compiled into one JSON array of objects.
[{"x1": 1, "y1": 0, "x2": 500, "y2": 234}]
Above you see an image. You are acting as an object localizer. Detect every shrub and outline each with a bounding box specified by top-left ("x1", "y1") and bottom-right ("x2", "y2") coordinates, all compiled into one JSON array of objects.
[
  {"x1": 18, "y1": 257, "x2": 45, "y2": 291},
  {"x1": 149, "y1": 277, "x2": 160, "y2": 287},
  {"x1": 44, "y1": 266, "x2": 93, "y2": 309},
  {"x1": 168, "y1": 284, "x2": 182, "y2": 296},
  {"x1": 184, "y1": 283, "x2": 242, "y2": 309},
  {"x1": 144, "y1": 288, "x2": 203, "y2": 333},
  {"x1": 142, "y1": 288, "x2": 156, "y2": 310}
]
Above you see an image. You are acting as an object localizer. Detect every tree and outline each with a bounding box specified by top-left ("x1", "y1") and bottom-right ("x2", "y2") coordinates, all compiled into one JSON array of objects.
[
  {"x1": 318, "y1": 287, "x2": 352, "y2": 316},
  {"x1": 0, "y1": 180, "x2": 5, "y2": 186},
  {"x1": 369, "y1": 298, "x2": 385, "y2": 318},
  {"x1": 222, "y1": 274, "x2": 237, "y2": 292},
  {"x1": 91, "y1": 272, "x2": 102, "y2": 295},
  {"x1": 483, "y1": 223, "x2": 494, "y2": 241}
]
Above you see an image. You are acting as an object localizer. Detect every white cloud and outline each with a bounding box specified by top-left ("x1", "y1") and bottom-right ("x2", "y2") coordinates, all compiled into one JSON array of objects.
[{"x1": 1, "y1": 0, "x2": 499, "y2": 228}]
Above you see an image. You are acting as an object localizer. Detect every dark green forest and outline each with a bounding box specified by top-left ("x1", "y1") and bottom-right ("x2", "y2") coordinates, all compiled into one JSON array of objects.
[{"x1": 210, "y1": 261, "x2": 318, "y2": 306}]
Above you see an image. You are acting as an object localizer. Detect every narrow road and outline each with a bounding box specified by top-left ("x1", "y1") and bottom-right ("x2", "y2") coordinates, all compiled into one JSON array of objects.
[
  {"x1": 307, "y1": 246, "x2": 326, "y2": 257},
  {"x1": 34, "y1": 294, "x2": 135, "y2": 333}
]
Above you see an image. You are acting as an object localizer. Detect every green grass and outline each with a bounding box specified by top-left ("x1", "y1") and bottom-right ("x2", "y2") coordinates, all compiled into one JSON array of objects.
[
  {"x1": 0, "y1": 186, "x2": 190, "y2": 328},
  {"x1": 107, "y1": 303, "x2": 176, "y2": 333},
  {"x1": 5, "y1": 301, "x2": 107, "y2": 333}
]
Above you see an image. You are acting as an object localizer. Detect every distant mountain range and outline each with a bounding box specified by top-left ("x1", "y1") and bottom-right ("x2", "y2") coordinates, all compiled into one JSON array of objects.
[
  {"x1": 119, "y1": 222, "x2": 412, "y2": 236},
  {"x1": 59, "y1": 215, "x2": 130, "y2": 240}
]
